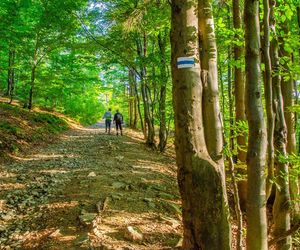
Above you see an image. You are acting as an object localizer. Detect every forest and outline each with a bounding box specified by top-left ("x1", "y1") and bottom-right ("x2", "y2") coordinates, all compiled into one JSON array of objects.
[{"x1": 0, "y1": 0, "x2": 300, "y2": 249}]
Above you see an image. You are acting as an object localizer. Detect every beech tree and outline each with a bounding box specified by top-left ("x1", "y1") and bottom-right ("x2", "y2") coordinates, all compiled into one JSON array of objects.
[
  {"x1": 171, "y1": 0, "x2": 231, "y2": 248},
  {"x1": 278, "y1": 1, "x2": 300, "y2": 223},
  {"x1": 1, "y1": 0, "x2": 299, "y2": 247},
  {"x1": 269, "y1": 1, "x2": 292, "y2": 248},
  {"x1": 262, "y1": 0, "x2": 275, "y2": 199},
  {"x1": 232, "y1": 0, "x2": 247, "y2": 162},
  {"x1": 244, "y1": 0, "x2": 268, "y2": 249}
]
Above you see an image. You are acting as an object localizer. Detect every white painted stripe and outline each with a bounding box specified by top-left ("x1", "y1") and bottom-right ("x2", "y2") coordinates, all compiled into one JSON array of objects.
[{"x1": 177, "y1": 57, "x2": 195, "y2": 68}]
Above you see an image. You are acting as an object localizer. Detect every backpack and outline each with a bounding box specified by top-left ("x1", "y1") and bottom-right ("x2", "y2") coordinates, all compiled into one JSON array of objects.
[{"x1": 115, "y1": 113, "x2": 122, "y2": 123}]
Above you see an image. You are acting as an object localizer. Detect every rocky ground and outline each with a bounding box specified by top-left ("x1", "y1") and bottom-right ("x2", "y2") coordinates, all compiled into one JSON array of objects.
[{"x1": 0, "y1": 123, "x2": 182, "y2": 249}]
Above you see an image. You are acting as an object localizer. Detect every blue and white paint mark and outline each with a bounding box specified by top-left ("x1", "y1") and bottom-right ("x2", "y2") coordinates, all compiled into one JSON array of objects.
[{"x1": 177, "y1": 57, "x2": 195, "y2": 69}]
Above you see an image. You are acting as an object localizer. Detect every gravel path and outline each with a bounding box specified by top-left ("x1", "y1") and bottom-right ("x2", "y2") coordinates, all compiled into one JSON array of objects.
[{"x1": 0, "y1": 124, "x2": 182, "y2": 249}]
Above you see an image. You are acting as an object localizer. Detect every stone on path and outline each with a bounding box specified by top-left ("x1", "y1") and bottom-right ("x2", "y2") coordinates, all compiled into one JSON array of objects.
[
  {"x1": 124, "y1": 226, "x2": 143, "y2": 242},
  {"x1": 88, "y1": 172, "x2": 96, "y2": 177},
  {"x1": 49, "y1": 229, "x2": 62, "y2": 238}
]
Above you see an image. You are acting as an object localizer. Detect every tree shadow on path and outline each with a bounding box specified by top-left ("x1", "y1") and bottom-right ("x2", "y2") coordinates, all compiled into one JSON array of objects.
[{"x1": 0, "y1": 124, "x2": 182, "y2": 249}]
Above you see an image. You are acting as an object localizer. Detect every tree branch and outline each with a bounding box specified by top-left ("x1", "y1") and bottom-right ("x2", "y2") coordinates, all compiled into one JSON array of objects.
[{"x1": 73, "y1": 12, "x2": 141, "y2": 78}]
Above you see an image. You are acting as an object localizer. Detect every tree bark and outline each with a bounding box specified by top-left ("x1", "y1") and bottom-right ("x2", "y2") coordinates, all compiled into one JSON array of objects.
[
  {"x1": 171, "y1": 1, "x2": 231, "y2": 249},
  {"x1": 28, "y1": 38, "x2": 39, "y2": 110},
  {"x1": 198, "y1": 0, "x2": 224, "y2": 166},
  {"x1": 228, "y1": 48, "x2": 234, "y2": 153},
  {"x1": 28, "y1": 65, "x2": 36, "y2": 110},
  {"x1": 129, "y1": 69, "x2": 134, "y2": 128},
  {"x1": 218, "y1": 60, "x2": 226, "y2": 120},
  {"x1": 270, "y1": 2, "x2": 292, "y2": 248},
  {"x1": 133, "y1": 72, "x2": 144, "y2": 132},
  {"x1": 158, "y1": 33, "x2": 168, "y2": 152},
  {"x1": 279, "y1": 19, "x2": 300, "y2": 223},
  {"x1": 137, "y1": 34, "x2": 155, "y2": 146},
  {"x1": 262, "y1": 0, "x2": 275, "y2": 199},
  {"x1": 133, "y1": 93, "x2": 138, "y2": 129},
  {"x1": 228, "y1": 156, "x2": 243, "y2": 250},
  {"x1": 244, "y1": 0, "x2": 268, "y2": 249},
  {"x1": 128, "y1": 69, "x2": 138, "y2": 129},
  {"x1": 6, "y1": 48, "x2": 15, "y2": 100},
  {"x1": 233, "y1": 0, "x2": 247, "y2": 162}
]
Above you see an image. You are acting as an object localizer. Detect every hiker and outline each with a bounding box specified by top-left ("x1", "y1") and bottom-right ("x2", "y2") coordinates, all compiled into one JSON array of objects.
[
  {"x1": 113, "y1": 110, "x2": 123, "y2": 135},
  {"x1": 103, "y1": 108, "x2": 112, "y2": 134}
]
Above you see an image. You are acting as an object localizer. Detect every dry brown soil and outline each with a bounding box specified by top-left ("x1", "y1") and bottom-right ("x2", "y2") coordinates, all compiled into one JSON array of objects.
[{"x1": 0, "y1": 124, "x2": 182, "y2": 249}]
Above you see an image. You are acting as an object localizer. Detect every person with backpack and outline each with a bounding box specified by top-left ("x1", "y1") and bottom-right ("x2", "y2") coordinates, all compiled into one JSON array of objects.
[
  {"x1": 113, "y1": 110, "x2": 123, "y2": 135},
  {"x1": 102, "y1": 108, "x2": 112, "y2": 134}
]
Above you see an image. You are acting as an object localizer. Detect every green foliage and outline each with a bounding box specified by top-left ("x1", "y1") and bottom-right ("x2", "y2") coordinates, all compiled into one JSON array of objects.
[
  {"x1": 0, "y1": 121, "x2": 20, "y2": 135},
  {"x1": 278, "y1": 153, "x2": 300, "y2": 181},
  {"x1": 32, "y1": 112, "x2": 66, "y2": 126},
  {"x1": 0, "y1": 102, "x2": 69, "y2": 155},
  {"x1": 0, "y1": 0, "x2": 105, "y2": 125}
]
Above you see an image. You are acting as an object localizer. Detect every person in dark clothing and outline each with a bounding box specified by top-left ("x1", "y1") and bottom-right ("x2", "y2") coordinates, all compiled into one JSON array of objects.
[{"x1": 113, "y1": 110, "x2": 123, "y2": 135}]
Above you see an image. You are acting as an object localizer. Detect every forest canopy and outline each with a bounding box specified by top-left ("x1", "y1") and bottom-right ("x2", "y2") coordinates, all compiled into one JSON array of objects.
[{"x1": 0, "y1": 0, "x2": 300, "y2": 249}]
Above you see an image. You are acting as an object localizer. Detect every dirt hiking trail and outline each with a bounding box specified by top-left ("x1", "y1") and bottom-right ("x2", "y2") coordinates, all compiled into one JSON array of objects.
[{"x1": 0, "y1": 123, "x2": 182, "y2": 249}]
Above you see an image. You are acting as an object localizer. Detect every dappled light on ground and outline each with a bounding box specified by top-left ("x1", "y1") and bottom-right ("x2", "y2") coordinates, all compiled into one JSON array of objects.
[
  {"x1": 0, "y1": 183, "x2": 26, "y2": 191},
  {"x1": 0, "y1": 122, "x2": 182, "y2": 249},
  {"x1": 90, "y1": 211, "x2": 181, "y2": 249},
  {"x1": 9, "y1": 153, "x2": 78, "y2": 161},
  {"x1": 39, "y1": 201, "x2": 79, "y2": 210}
]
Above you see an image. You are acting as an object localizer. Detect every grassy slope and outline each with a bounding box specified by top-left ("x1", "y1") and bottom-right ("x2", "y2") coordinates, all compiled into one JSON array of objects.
[{"x1": 0, "y1": 101, "x2": 70, "y2": 157}]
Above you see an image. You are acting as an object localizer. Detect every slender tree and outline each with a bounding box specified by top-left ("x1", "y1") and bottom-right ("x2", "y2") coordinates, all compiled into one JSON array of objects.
[
  {"x1": 232, "y1": 0, "x2": 247, "y2": 162},
  {"x1": 270, "y1": 1, "x2": 292, "y2": 248},
  {"x1": 244, "y1": 0, "x2": 268, "y2": 249},
  {"x1": 198, "y1": 0, "x2": 225, "y2": 167},
  {"x1": 6, "y1": 48, "x2": 15, "y2": 102},
  {"x1": 128, "y1": 69, "x2": 136, "y2": 128},
  {"x1": 262, "y1": 0, "x2": 275, "y2": 198},
  {"x1": 279, "y1": 10, "x2": 300, "y2": 222},
  {"x1": 226, "y1": 6, "x2": 234, "y2": 154},
  {"x1": 136, "y1": 33, "x2": 156, "y2": 146},
  {"x1": 158, "y1": 32, "x2": 168, "y2": 152}
]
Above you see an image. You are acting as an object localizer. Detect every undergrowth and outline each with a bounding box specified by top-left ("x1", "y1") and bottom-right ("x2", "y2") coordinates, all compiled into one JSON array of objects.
[{"x1": 0, "y1": 102, "x2": 69, "y2": 156}]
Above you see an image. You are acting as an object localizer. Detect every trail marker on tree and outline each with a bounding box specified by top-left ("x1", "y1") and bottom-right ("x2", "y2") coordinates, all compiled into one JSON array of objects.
[{"x1": 176, "y1": 57, "x2": 195, "y2": 68}]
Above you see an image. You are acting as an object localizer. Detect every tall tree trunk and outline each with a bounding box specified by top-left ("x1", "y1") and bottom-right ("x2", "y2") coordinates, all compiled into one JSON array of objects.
[
  {"x1": 133, "y1": 88, "x2": 138, "y2": 129},
  {"x1": 218, "y1": 58, "x2": 226, "y2": 121},
  {"x1": 199, "y1": 0, "x2": 225, "y2": 166},
  {"x1": 6, "y1": 48, "x2": 15, "y2": 99},
  {"x1": 228, "y1": 50, "x2": 234, "y2": 153},
  {"x1": 171, "y1": 1, "x2": 231, "y2": 249},
  {"x1": 270, "y1": 2, "x2": 292, "y2": 249},
  {"x1": 141, "y1": 77, "x2": 155, "y2": 146},
  {"x1": 244, "y1": 0, "x2": 268, "y2": 249},
  {"x1": 280, "y1": 19, "x2": 300, "y2": 223},
  {"x1": 262, "y1": 0, "x2": 275, "y2": 198},
  {"x1": 137, "y1": 34, "x2": 155, "y2": 146},
  {"x1": 6, "y1": 50, "x2": 12, "y2": 96},
  {"x1": 28, "y1": 40, "x2": 39, "y2": 110},
  {"x1": 158, "y1": 33, "x2": 168, "y2": 152},
  {"x1": 227, "y1": 5, "x2": 235, "y2": 154},
  {"x1": 28, "y1": 65, "x2": 36, "y2": 110},
  {"x1": 232, "y1": 0, "x2": 247, "y2": 162},
  {"x1": 128, "y1": 69, "x2": 135, "y2": 128},
  {"x1": 272, "y1": 70, "x2": 292, "y2": 250},
  {"x1": 133, "y1": 74, "x2": 144, "y2": 132},
  {"x1": 9, "y1": 50, "x2": 15, "y2": 104},
  {"x1": 131, "y1": 72, "x2": 138, "y2": 130}
]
